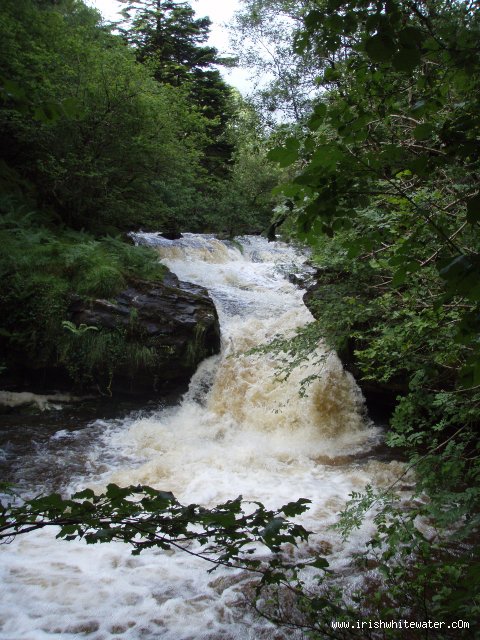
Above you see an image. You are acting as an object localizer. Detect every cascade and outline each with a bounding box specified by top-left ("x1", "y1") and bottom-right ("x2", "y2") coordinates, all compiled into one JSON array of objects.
[{"x1": 0, "y1": 235, "x2": 402, "y2": 639}]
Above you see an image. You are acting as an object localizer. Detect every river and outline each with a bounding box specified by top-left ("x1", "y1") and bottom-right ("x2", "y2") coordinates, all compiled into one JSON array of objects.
[{"x1": 0, "y1": 234, "x2": 403, "y2": 639}]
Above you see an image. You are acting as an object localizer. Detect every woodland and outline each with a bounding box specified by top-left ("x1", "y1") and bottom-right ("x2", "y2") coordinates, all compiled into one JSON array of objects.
[{"x1": 0, "y1": 0, "x2": 479, "y2": 637}]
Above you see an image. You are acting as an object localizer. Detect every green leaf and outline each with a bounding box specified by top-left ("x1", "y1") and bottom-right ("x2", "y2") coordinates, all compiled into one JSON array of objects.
[
  {"x1": 439, "y1": 254, "x2": 480, "y2": 300},
  {"x1": 408, "y1": 156, "x2": 429, "y2": 176},
  {"x1": 343, "y1": 12, "x2": 358, "y2": 35},
  {"x1": 293, "y1": 31, "x2": 310, "y2": 54},
  {"x1": 381, "y1": 143, "x2": 404, "y2": 163},
  {"x1": 413, "y1": 123, "x2": 434, "y2": 140},
  {"x1": 307, "y1": 556, "x2": 330, "y2": 570},
  {"x1": 392, "y1": 262, "x2": 422, "y2": 286},
  {"x1": 73, "y1": 488, "x2": 96, "y2": 500},
  {"x1": 30, "y1": 493, "x2": 66, "y2": 511},
  {"x1": 267, "y1": 138, "x2": 300, "y2": 167},
  {"x1": 325, "y1": 14, "x2": 344, "y2": 33},
  {"x1": 201, "y1": 511, "x2": 237, "y2": 527},
  {"x1": 392, "y1": 48, "x2": 422, "y2": 72},
  {"x1": 281, "y1": 498, "x2": 311, "y2": 517},
  {"x1": 272, "y1": 183, "x2": 304, "y2": 198},
  {"x1": 308, "y1": 103, "x2": 327, "y2": 130},
  {"x1": 322, "y1": 67, "x2": 340, "y2": 83},
  {"x1": 106, "y1": 483, "x2": 133, "y2": 500},
  {"x1": 365, "y1": 34, "x2": 396, "y2": 62},
  {"x1": 398, "y1": 26, "x2": 425, "y2": 48},
  {"x1": 261, "y1": 517, "x2": 285, "y2": 541},
  {"x1": 304, "y1": 9, "x2": 323, "y2": 30},
  {"x1": 309, "y1": 145, "x2": 342, "y2": 171}
]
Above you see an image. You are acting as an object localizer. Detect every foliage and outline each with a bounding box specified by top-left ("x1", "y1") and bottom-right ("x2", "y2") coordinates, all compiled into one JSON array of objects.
[
  {"x1": 0, "y1": 202, "x2": 166, "y2": 389},
  {"x1": 119, "y1": 0, "x2": 235, "y2": 179},
  {"x1": 0, "y1": 485, "x2": 312, "y2": 560},
  {"x1": 229, "y1": 0, "x2": 320, "y2": 124},
  {"x1": 262, "y1": 0, "x2": 480, "y2": 631},
  {"x1": 335, "y1": 484, "x2": 480, "y2": 634},
  {"x1": 200, "y1": 93, "x2": 284, "y2": 235},
  {"x1": 0, "y1": 0, "x2": 219, "y2": 233},
  {"x1": 0, "y1": 0, "x2": 283, "y2": 238}
]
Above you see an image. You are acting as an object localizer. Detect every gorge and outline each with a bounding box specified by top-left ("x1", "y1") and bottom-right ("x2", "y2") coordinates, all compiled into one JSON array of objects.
[{"x1": 0, "y1": 234, "x2": 402, "y2": 639}]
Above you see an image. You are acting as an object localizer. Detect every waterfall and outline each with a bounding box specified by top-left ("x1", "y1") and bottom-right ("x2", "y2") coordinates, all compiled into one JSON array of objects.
[{"x1": 0, "y1": 235, "x2": 402, "y2": 640}]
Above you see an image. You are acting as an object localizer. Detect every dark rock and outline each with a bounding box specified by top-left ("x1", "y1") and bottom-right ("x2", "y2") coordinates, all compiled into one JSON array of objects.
[
  {"x1": 160, "y1": 231, "x2": 183, "y2": 240},
  {"x1": 69, "y1": 275, "x2": 221, "y2": 397},
  {"x1": 288, "y1": 273, "x2": 305, "y2": 286},
  {"x1": 303, "y1": 278, "x2": 407, "y2": 423},
  {"x1": 287, "y1": 267, "x2": 318, "y2": 289},
  {"x1": 121, "y1": 233, "x2": 136, "y2": 245},
  {"x1": 0, "y1": 272, "x2": 221, "y2": 399},
  {"x1": 335, "y1": 335, "x2": 407, "y2": 423},
  {"x1": 267, "y1": 213, "x2": 288, "y2": 241}
]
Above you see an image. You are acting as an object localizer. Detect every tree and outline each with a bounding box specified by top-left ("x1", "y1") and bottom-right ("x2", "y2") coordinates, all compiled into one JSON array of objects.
[
  {"x1": 0, "y1": 0, "x2": 213, "y2": 232},
  {"x1": 120, "y1": 0, "x2": 217, "y2": 86},
  {"x1": 119, "y1": 0, "x2": 235, "y2": 177},
  {"x1": 228, "y1": 0, "x2": 320, "y2": 123}
]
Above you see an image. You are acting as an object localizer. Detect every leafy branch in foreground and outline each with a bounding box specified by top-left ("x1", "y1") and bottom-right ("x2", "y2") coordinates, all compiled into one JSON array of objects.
[
  {"x1": 0, "y1": 484, "x2": 366, "y2": 638},
  {"x1": 246, "y1": 322, "x2": 328, "y2": 395},
  {"x1": 0, "y1": 484, "x2": 316, "y2": 576}
]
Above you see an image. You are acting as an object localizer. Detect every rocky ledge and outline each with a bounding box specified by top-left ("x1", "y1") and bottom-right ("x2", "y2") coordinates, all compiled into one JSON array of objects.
[
  {"x1": 69, "y1": 272, "x2": 221, "y2": 396},
  {"x1": 1, "y1": 271, "x2": 221, "y2": 400}
]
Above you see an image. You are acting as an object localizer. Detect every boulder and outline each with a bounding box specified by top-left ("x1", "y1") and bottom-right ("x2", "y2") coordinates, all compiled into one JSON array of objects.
[
  {"x1": 68, "y1": 273, "x2": 221, "y2": 396},
  {"x1": 160, "y1": 231, "x2": 183, "y2": 240}
]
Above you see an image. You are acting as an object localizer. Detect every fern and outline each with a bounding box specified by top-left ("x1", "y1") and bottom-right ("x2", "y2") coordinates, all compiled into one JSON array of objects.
[{"x1": 0, "y1": 205, "x2": 165, "y2": 386}]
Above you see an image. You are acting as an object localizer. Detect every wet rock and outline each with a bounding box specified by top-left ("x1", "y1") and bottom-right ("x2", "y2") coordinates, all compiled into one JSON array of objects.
[
  {"x1": 121, "y1": 232, "x2": 136, "y2": 245},
  {"x1": 287, "y1": 272, "x2": 305, "y2": 286},
  {"x1": 332, "y1": 332, "x2": 407, "y2": 422},
  {"x1": 287, "y1": 269, "x2": 317, "y2": 289},
  {"x1": 0, "y1": 391, "x2": 85, "y2": 413},
  {"x1": 63, "y1": 621, "x2": 99, "y2": 634},
  {"x1": 303, "y1": 276, "x2": 407, "y2": 422},
  {"x1": 69, "y1": 274, "x2": 221, "y2": 397},
  {"x1": 160, "y1": 231, "x2": 183, "y2": 240}
]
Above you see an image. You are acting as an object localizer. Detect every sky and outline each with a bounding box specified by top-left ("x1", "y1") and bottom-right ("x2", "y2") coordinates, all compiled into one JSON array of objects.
[{"x1": 88, "y1": 0, "x2": 252, "y2": 93}]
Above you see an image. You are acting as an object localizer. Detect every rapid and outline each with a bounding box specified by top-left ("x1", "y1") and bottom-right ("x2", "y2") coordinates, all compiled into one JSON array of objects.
[{"x1": 0, "y1": 234, "x2": 403, "y2": 639}]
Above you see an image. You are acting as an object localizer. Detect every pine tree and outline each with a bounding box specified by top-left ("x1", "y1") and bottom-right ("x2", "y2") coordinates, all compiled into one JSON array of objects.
[{"x1": 120, "y1": 0, "x2": 234, "y2": 176}]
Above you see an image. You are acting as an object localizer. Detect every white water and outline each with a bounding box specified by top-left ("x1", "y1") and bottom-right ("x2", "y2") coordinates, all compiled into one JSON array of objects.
[
  {"x1": 0, "y1": 235, "x2": 403, "y2": 639},
  {"x1": 0, "y1": 391, "x2": 87, "y2": 411}
]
